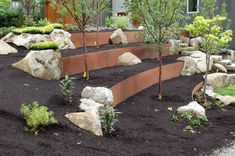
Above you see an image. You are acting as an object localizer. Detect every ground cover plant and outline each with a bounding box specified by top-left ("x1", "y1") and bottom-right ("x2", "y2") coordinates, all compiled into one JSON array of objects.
[
  {"x1": 214, "y1": 85, "x2": 235, "y2": 96},
  {"x1": 105, "y1": 15, "x2": 129, "y2": 30},
  {"x1": 50, "y1": 0, "x2": 110, "y2": 80},
  {"x1": 31, "y1": 41, "x2": 59, "y2": 50},
  {"x1": 125, "y1": 0, "x2": 186, "y2": 100},
  {"x1": 20, "y1": 101, "x2": 58, "y2": 133}
]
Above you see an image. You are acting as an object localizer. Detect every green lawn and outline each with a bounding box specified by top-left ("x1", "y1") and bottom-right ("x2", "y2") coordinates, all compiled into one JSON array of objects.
[{"x1": 214, "y1": 85, "x2": 235, "y2": 96}]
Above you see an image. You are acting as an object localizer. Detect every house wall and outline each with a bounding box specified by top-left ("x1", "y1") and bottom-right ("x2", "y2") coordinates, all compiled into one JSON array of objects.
[{"x1": 112, "y1": 0, "x2": 126, "y2": 15}]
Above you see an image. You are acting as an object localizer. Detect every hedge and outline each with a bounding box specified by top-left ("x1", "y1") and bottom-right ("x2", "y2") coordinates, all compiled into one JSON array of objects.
[{"x1": 31, "y1": 41, "x2": 59, "y2": 50}]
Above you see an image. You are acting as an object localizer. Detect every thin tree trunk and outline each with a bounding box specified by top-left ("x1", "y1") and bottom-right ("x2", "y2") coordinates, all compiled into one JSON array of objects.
[
  {"x1": 96, "y1": 14, "x2": 100, "y2": 48},
  {"x1": 82, "y1": 30, "x2": 89, "y2": 80},
  {"x1": 158, "y1": 48, "x2": 163, "y2": 100},
  {"x1": 203, "y1": 52, "x2": 210, "y2": 101},
  {"x1": 26, "y1": 0, "x2": 30, "y2": 17}
]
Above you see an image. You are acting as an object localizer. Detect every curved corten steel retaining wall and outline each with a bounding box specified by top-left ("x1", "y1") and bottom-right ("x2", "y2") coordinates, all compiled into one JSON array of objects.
[
  {"x1": 191, "y1": 82, "x2": 204, "y2": 100},
  {"x1": 111, "y1": 62, "x2": 184, "y2": 107},
  {"x1": 71, "y1": 31, "x2": 144, "y2": 48},
  {"x1": 62, "y1": 45, "x2": 170, "y2": 75}
]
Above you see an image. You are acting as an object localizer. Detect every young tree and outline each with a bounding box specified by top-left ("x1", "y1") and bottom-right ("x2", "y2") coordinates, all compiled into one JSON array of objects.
[
  {"x1": 50, "y1": 0, "x2": 110, "y2": 80},
  {"x1": 185, "y1": 16, "x2": 233, "y2": 100},
  {"x1": 125, "y1": 0, "x2": 186, "y2": 100},
  {"x1": 20, "y1": 0, "x2": 44, "y2": 18}
]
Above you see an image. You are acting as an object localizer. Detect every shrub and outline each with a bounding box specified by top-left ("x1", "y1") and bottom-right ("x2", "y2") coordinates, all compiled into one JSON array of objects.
[
  {"x1": 105, "y1": 15, "x2": 129, "y2": 30},
  {"x1": 203, "y1": 101, "x2": 212, "y2": 110},
  {"x1": 215, "y1": 99, "x2": 224, "y2": 108},
  {"x1": 0, "y1": 8, "x2": 25, "y2": 28},
  {"x1": 23, "y1": 16, "x2": 37, "y2": 27},
  {"x1": 170, "y1": 115, "x2": 179, "y2": 122},
  {"x1": 181, "y1": 112, "x2": 192, "y2": 120},
  {"x1": 0, "y1": 26, "x2": 15, "y2": 38},
  {"x1": 191, "y1": 117, "x2": 208, "y2": 126},
  {"x1": 99, "y1": 105, "x2": 120, "y2": 135},
  {"x1": 37, "y1": 18, "x2": 51, "y2": 26},
  {"x1": 50, "y1": 23, "x2": 64, "y2": 29},
  {"x1": 12, "y1": 25, "x2": 55, "y2": 35},
  {"x1": 184, "y1": 125, "x2": 194, "y2": 133},
  {"x1": 31, "y1": 41, "x2": 59, "y2": 50},
  {"x1": 20, "y1": 101, "x2": 58, "y2": 133},
  {"x1": 64, "y1": 23, "x2": 78, "y2": 31},
  {"x1": 194, "y1": 92, "x2": 204, "y2": 103},
  {"x1": 59, "y1": 75, "x2": 76, "y2": 105}
]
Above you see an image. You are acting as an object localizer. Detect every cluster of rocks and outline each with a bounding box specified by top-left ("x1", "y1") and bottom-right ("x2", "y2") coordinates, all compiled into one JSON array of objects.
[
  {"x1": 204, "y1": 73, "x2": 235, "y2": 106},
  {"x1": 65, "y1": 86, "x2": 114, "y2": 136},
  {"x1": 2, "y1": 29, "x2": 75, "y2": 50},
  {"x1": 170, "y1": 36, "x2": 235, "y2": 76}
]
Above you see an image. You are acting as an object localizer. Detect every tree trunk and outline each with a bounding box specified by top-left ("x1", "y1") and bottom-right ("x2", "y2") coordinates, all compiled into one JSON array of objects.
[
  {"x1": 82, "y1": 30, "x2": 89, "y2": 80},
  {"x1": 203, "y1": 52, "x2": 210, "y2": 101},
  {"x1": 26, "y1": 0, "x2": 30, "y2": 17},
  {"x1": 96, "y1": 15, "x2": 100, "y2": 48},
  {"x1": 158, "y1": 48, "x2": 163, "y2": 100}
]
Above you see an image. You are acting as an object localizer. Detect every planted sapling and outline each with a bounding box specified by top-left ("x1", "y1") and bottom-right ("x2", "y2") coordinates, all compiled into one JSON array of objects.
[{"x1": 59, "y1": 74, "x2": 76, "y2": 105}]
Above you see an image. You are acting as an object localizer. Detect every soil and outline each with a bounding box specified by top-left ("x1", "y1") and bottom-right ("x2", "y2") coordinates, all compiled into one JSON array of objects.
[{"x1": 0, "y1": 46, "x2": 235, "y2": 156}]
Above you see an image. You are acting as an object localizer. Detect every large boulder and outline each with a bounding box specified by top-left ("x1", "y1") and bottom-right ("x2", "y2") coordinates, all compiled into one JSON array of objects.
[
  {"x1": 110, "y1": 29, "x2": 128, "y2": 44},
  {"x1": 177, "y1": 101, "x2": 206, "y2": 118},
  {"x1": 0, "y1": 40, "x2": 17, "y2": 55},
  {"x1": 177, "y1": 56, "x2": 196, "y2": 76},
  {"x1": 79, "y1": 99, "x2": 104, "y2": 112},
  {"x1": 81, "y1": 86, "x2": 113, "y2": 106},
  {"x1": 65, "y1": 110, "x2": 103, "y2": 136},
  {"x1": 206, "y1": 73, "x2": 230, "y2": 88},
  {"x1": 50, "y1": 29, "x2": 75, "y2": 49},
  {"x1": 3, "y1": 32, "x2": 48, "y2": 49},
  {"x1": 12, "y1": 49, "x2": 62, "y2": 80},
  {"x1": 117, "y1": 52, "x2": 142, "y2": 66},
  {"x1": 193, "y1": 56, "x2": 213, "y2": 73}
]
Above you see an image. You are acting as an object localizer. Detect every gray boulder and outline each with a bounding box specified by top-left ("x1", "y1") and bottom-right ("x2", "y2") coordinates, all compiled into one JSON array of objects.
[
  {"x1": 177, "y1": 101, "x2": 206, "y2": 118},
  {"x1": 12, "y1": 49, "x2": 62, "y2": 80},
  {"x1": 177, "y1": 56, "x2": 196, "y2": 76},
  {"x1": 110, "y1": 29, "x2": 128, "y2": 44},
  {"x1": 79, "y1": 99, "x2": 104, "y2": 111},
  {"x1": 117, "y1": 52, "x2": 142, "y2": 66},
  {"x1": 50, "y1": 29, "x2": 75, "y2": 49},
  {"x1": 212, "y1": 63, "x2": 227, "y2": 73},
  {"x1": 0, "y1": 40, "x2": 17, "y2": 55}
]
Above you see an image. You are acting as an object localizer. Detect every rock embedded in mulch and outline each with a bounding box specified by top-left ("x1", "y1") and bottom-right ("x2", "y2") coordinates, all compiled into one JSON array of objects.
[
  {"x1": 177, "y1": 56, "x2": 196, "y2": 76},
  {"x1": 81, "y1": 86, "x2": 113, "y2": 106},
  {"x1": 110, "y1": 29, "x2": 128, "y2": 44},
  {"x1": 79, "y1": 99, "x2": 104, "y2": 112},
  {"x1": 65, "y1": 110, "x2": 103, "y2": 136},
  {"x1": 0, "y1": 40, "x2": 17, "y2": 55},
  {"x1": 212, "y1": 63, "x2": 227, "y2": 73},
  {"x1": 177, "y1": 101, "x2": 206, "y2": 118},
  {"x1": 12, "y1": 49, "x2": 62, "y2": 80},
  {"x1": 117, "y1": 52, "x2": 142, "y2": 66},
  {"x1": 2, "y1": 29, "x2": 75, "y2": 50}
]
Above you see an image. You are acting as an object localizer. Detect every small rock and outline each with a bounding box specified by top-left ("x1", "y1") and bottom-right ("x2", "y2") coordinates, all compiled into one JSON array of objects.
[
  {"x1": 0, "y1": 40, "x2": 17, "y2": 55},
  {"x1": 65, "y1": 110, "x2": 103, "y2": 136},
  {"x1": 211, "y1": 55, "x2": 222, "y2": 62},
  {"x1": 117, "y1": 52, "x2": 142, "y2": 66},
  {"x1": 110, "y1": 29, "x2": 128, "y2": 44},
  {"x1": 79, "y1": 99, "x2": 104, "y2": 111},
  {"x1": 213, "y1": 63, "x2": 227, "y2": 73},
  {"x1": 177, "y1": 101, "x2": 206, "y2": 118},
  {"x1": 168, "y1": 107, "x2": 173, "y2": 112},
  {"x1": 137, "y1": 26, "x2": 144, "y2": 30},
  {"x1": 216, "y1": 59, "x2": 232, "y2": 66}
]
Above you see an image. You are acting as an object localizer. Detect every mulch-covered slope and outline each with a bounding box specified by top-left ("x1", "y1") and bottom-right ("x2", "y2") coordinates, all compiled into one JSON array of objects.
[{"x1": 0, "y1": 45, "x2": 234, "y2": 156}]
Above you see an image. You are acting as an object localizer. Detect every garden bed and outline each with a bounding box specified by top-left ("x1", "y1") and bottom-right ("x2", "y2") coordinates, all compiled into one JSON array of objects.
[{"x1": 0, "y1": 45, "x2": 234, "y2": 156}]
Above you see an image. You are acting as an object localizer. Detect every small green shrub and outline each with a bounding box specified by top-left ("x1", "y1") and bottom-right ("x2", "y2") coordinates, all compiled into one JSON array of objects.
[
  {"x1": 12, "y1": 25, "x2": 54, "y2": 35},
  {"x1": 23, "y1": 16, "x2": 37, "y2": 27},
  {"x1": 203, "y1": 101, "x2": 212, "y2": 110},
  {"x1": 170, "y1": 115, "x2": 179, "y2": 122},
  {"x1": 105, "y1": 16, "x2": 129, "y2": 30},
  {"x1": 37, "y1": 18, "x2": 51, "y2": 26},
  {"x1": 64, "y1": 23, "x2": 78, "y2": 31},
  {"x1": 99, "y1": 105, "x2": 121, "y2": 135},
  {"x1": 194, "y1": 92, "x2": 204, "y2": 103},
  {"x1": 191, "y1": 116, "x2": 208, "y2": 126},
  {"x1": 50, "y1": 23, "x2": 64, "y2": 29},
  {"x1": 20, "y1": 101, "x2": 58, "y2": 133},
  {"x1": 215, "y1": 99, "x2": 224, "y2": 108},
  {"x1": 184, "y1": 125, "x2": 194, "y2": 133},
  {"x1": 31, "y1": 41, "x2": 59, "y2": 50},
  {"x1": 181, "y1": 112, "x2": 192, "y2": 120},
  {"x1": 59, "y1": 75, "x2": 76, "y2": 105}
]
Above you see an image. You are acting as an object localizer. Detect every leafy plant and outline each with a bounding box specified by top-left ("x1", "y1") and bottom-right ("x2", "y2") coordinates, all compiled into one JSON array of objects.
[
  {"x1": 0, "y1": 26, "x2": 15, "y2": 38},
  {"x1": 184, "y1": 125, "x2": 194, "y2": 133},
  {"x1": 37, "y1": 18, "x2": 51, "y2": 26},
  {"x1": 31, "y1": 41, "x2": 59, "y2": 50},
  {"x1": 64, "y1": 23, "x2": 78, "y2": 31},
  {"x1": 105, "y1": 15, "x2": 129, "y2": 30},
  {"x1": 191, "y1": 116, "x2": 208, "y2": 126},
  {"x1": 203, "y1": 100, "x2": 212, "y2": 110},
  {"x1": 59, "y1": 75, "x2": 76, "y2": 105},
  {"x1": 12, "y1": 25, "x2": 55, "y2": 34},
  {"x1": 99, "y1": 105, "x2": 121, "y2": 135},
  {"x1": 20, "y1": 101, "x2": 58, "y2": 133},
  {"x1": 194, "y1": 92, "x2": 204, "y2": 103},
  {"x1": 171, "y1": 115, "x2": 179, "y2": 122},
  {"x1": 181, "y1": 112, "x2": 192, "y2": 121},
  {"x1": 23, "y1": 16, "x2": 37, "y2": 27},
  {"x1": 215, "y1": 99, "x2": 224, "y2": 108},
  {"x1": 50, "y1": 23, "x2": 64, "y2": 29}
]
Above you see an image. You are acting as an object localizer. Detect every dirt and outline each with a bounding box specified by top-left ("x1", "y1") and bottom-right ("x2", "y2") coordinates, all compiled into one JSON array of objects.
[{"x1": 0, "y1": 46, "x2": 234, "y2": 156}]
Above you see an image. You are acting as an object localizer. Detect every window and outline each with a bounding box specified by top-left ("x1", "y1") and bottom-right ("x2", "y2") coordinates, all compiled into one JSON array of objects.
[{"x1": 187, "y1": 0, "x2": 199, "y2": 13}]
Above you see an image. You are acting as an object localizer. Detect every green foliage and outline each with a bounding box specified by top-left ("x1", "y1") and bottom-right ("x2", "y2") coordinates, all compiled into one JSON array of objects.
[
  {"x1": 194, "y1": 92, "x2": 204, "y2": 103},
  {"x1": 0, "y1": 26, "x2": 15, "y2": 38},
  {"x1": 184, "y1": 125, "x2": 194, "y2": 133},
  {"x1": 50, "y1": 23, "x2": 64, "y2": 29},
  {"x1": 64, "y1": 23, "x2": 78, "y2": 31},
  {"x1": 181, "y1": 112, "x2": 192, "y2": 120},
  {"x1": 214, "y1": 85, "x2": 235, "y2": 96},
  {"x1": 31, "y1": 41, "x2": 59, "y2": 50},
  {"x1": 23, "y1": 16, "x2": 37, "y2": 27},
  {"x1": 105, "y1": 16, "x2": 129, "y2": 30},
  {"x1": 99, "y1": 105, "x2": 120, "y2": 135},
  {"x1": 12, "y1": 25, "x2": 55, "y2": 34},
  {"x1": 59, "y1": 75, "x2": 76, "y2": 105},
  {"x1": 37, "y1": 18, "x2": 51, "y2": 26},
  {"x1": 19, "y1": 0, "x2": 44, "y2": 19},
  {"x1": 170, "y1": 115, "x2": 179, "y2": 122},
  {"x1": 203, "y1": 101, "x2": 212, "y2": 110},
  {"x1": 215, "y1": 99, "x2": 224, "y2": 108},
  {"x1": 191, "y1": 116, "x2": 208, "y2": 126},
  {"x1": 20, "y1": 101, "x2": 58, "y2": 133}
]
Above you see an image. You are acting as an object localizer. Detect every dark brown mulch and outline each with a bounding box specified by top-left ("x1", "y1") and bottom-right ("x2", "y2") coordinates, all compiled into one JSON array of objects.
[{"x1": 0, "y1": 46, "x2": 234, "y2": 156}]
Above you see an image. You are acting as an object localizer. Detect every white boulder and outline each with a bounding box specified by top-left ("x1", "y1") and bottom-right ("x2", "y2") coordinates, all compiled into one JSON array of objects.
[
  {"x1": 110, "y1": 29, "x2": 128, "y2": 44},
  {"x1": 177, "y1": 101, "x2": 206, "y2": 118},
  {"x1": 0, "y1": 40, "x2": 17, "y2": 55},
  {"x1": 177, "y1": 56, "x2": 196, "y2": 76},
  {"x1": 206, "y1": 73, "x2": 230, "y2": 88},
  {"x1": 81, "y1": 86, "x2": 113, "y2": 106},
  {"x1": 117, "y1": 52, "x2": 142, "y2": 66},
  {"x1": 12, "y1": 49, "x2": 62, "y2": 80},
  {"x1": 65, "y1": 110, "x2": 103, "y2": 136},
  {"x1": 79, "y1": 99, "x2": 104, "y2": 111},
  {"x1": 212, "y1": 63, "x2": 227, "y2": 73}
]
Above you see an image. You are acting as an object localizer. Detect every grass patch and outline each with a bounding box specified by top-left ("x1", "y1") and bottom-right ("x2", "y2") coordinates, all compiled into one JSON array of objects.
[{"x1": 214, "y1": 85, "x2": 235, "y2": 96}]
